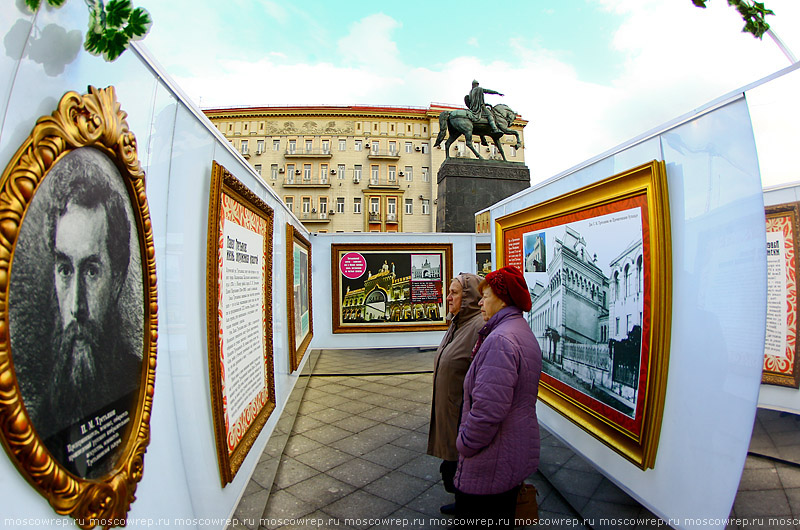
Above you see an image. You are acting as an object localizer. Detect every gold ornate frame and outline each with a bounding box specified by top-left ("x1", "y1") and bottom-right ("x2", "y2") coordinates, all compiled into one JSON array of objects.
[
  {"x1": 206, "y1": 161, "x2": 275, "y2": 485},
  {"x1": 331, "y1": 243, "x2": 452, "y2": 334},
  {"x1": 495, "y1": 160, "x2": 671, "y2": 469},
  {"x1": 0, "y1": 87, "x2": 158, "y2": 526},
  {"x1": 286, "y1": 224, "x2": 313, "y2": 372},
  {"x1": 763, "y1": 202, "x2": 800, "y2": 388}
]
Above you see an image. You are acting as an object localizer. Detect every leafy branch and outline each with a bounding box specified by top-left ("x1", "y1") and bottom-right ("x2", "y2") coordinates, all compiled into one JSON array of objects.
[
  {"x1": 24, "y1": 0, "x2": 151, "y2": 61},
  {"x1": 692, "y1": 0, "x2": 774, "y2": 39}
]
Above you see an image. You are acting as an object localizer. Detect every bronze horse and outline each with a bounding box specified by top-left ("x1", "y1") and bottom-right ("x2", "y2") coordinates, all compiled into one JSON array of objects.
[{"x1": 433, "y1": 103, "x2": 522, "y2": 161}]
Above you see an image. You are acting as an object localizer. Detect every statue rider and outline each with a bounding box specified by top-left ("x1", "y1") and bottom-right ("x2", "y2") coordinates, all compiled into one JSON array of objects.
[{"x1": 465, "y1": 80, "x2": 504, "y2": 134}]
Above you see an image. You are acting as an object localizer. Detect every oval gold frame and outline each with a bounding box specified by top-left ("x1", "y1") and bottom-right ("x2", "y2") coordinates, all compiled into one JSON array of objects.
[{"x1": 0, "y1": 86, "x2": 157, "y2": 528}]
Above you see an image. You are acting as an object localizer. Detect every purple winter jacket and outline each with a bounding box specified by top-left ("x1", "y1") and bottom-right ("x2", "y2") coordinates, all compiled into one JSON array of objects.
[{"x1": 454, "y1": 305, "x2": 542, "y2": 495}]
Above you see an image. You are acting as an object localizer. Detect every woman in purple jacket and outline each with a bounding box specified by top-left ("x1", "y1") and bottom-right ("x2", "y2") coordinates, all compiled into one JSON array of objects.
[{"x1": 453, "y1": 266, "x2": 542, "y2": 529}]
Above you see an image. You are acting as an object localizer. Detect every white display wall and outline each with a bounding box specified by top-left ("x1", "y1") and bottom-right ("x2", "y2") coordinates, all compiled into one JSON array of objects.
[
  {"x1": 761, "y1": 182, "x2": 800, "y2": 414},
  {"x1": 310, "y1": 232, "x2": 487, "y2": 350},
  {"x1": 0, "y1": 4, "x2": 312, "y2": 528},
  {"x1": 480, "y1": 89, "x2": 769, "y2": 528}
]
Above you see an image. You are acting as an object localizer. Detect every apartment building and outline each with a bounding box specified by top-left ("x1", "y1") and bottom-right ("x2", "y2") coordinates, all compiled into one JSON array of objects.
[{"x1": 204, "y1": 104, "x2": 526, "y2": 232}]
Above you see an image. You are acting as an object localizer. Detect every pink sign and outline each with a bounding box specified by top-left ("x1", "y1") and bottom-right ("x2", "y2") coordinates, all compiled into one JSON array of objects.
[{"x1": 340, "y1": 252, "x2": 366, "y2": 279}]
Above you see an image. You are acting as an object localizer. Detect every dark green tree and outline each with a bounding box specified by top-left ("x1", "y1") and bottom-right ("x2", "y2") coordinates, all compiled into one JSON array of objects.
[
  {"x1": 24, "y1": 0, "x2": 151, "y2": 61},
  {"x1": 692, "y1": 0, "x2": 774, "y2": 39}
]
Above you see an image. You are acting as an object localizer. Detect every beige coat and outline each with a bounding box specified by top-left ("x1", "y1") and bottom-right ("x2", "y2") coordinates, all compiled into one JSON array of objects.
[{"x1": 427, "y1": 273, "x2": 484, "y2": 461}]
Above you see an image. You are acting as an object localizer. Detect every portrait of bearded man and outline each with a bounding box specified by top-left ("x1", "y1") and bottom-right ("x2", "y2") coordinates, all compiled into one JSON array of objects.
[{"x1": 9, "y1": 147, "x2": 144, "y2": 479}]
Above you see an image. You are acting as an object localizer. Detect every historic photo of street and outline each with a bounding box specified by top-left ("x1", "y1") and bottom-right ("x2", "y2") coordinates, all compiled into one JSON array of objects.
[{"x1": 523, "y1": 207, "x2": 645, "y2": 419}]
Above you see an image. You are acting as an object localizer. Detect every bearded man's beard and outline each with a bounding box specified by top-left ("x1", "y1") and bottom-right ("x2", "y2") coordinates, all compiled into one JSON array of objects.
[{"x1": 49, "y1": 318, "x2": 106, "y2": 427}]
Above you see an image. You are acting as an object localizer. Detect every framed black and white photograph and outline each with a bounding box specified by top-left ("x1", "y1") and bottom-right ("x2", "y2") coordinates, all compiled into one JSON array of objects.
[
  {"x1": 0, "y1": 86, "x2": 158, "y2": 526},
  {"x1": 496, "y1": 160, "x2": 671, "y2": 469}
]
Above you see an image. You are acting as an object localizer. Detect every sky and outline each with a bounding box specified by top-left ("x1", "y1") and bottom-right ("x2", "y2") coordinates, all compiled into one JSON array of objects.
[{"x1": 142, "y1": 0, "x2": 800, "y2": 187}]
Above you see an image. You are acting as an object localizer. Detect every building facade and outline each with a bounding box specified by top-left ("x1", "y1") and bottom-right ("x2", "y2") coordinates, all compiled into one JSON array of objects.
[{"x1": 204, "y1": 105, "x2": 526, "y2": 232}]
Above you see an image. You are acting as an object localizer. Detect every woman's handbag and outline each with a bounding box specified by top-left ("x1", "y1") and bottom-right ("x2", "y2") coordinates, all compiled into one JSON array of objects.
[{"x1": 515, "y1": 482, "x2": 538, "y2": 524}]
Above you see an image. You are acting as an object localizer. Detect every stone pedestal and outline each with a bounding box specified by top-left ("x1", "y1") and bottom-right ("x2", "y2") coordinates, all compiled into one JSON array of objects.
[{"x1": 436, "y1": 158, "x2": 530, "y2": 232}]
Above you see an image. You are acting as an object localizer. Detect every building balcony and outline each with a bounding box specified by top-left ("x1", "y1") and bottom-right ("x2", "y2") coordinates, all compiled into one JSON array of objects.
[
  {"x1": 284, "y1": 177, "x2": 331, "y2": 188},
  {"x1": 367, "y1": 178, "x2": 401, "y2": 189},
  {"x1": 367, "y1": 150, "x2": 401, "y2": 160},
  {"x1": 285, "y1": 149, "x2": 332, "y2": 158},
  {"x1": 300, "y1": 211, "x2": 331, "y2": 223},
  {"x1": 385, "y1": 213, "x2": 399, "y2": 224},
  {"x1": 368, "y1": 212, "x2": 381, "y2": 222}
]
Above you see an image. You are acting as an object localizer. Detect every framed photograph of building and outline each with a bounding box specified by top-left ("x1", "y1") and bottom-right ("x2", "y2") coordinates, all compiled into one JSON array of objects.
[
  {"x1": 287, "y1": 224, "x2": 313, "y2": 372},
  {"x1": 0, "y1": 87, "x2": 158, "y2": 525},
  {"x1": 331, "y1": 243, "x2": 452, "y2": 333},
  {"x1": 495, "y1": 160, "x2": 672, "y2": 469},
  {"x1": 763, "y1": 202, "x2": 800, "y2": 388},
  {"x1": 207, "y1": 161, "x2": 275, "y2": 485}
]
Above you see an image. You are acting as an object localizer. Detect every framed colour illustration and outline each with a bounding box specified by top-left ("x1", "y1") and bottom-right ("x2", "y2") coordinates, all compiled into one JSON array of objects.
[
  {"x1": 0, "y1": 87, "x2": 158, "y2": 527},
  {"x1": 332, "y1": 243, "x2": 452, "y2": 334},
  {"x1": 495, "y1": 160, "x2": 672, "y2": 469},
  {"x1": 476, "y1": 243, "x2": 493, "y2": 277},
  {"x1": 206, "y1": 161, "x2": 275, "y2": 485},
  {"x1": 286, "y1": 224, "x2": 313, "y2": 372},
  {"x1": 763, "y1": 202, "x2": 800, "y2": 388}
]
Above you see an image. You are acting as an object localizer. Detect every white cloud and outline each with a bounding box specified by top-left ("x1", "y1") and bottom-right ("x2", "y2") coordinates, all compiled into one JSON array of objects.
[{"x1": 337, "y1": 14, "x2": 403, "y2": 74}]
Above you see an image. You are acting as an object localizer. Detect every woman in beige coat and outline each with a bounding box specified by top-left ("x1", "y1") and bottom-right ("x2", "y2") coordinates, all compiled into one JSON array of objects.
[{"x1": 427, "y1": 272, "x2": 484, "y2": 514}]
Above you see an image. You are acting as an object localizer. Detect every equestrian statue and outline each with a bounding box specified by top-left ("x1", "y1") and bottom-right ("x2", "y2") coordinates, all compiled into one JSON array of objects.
[{"x1": 433, "y1": 80, "x2": 522, "y2": 162}]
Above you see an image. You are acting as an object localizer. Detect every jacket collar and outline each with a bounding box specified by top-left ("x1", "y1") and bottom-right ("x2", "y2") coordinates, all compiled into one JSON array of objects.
[{"x1": 478, "y1": 305, "x2": 522, "y2": 337}]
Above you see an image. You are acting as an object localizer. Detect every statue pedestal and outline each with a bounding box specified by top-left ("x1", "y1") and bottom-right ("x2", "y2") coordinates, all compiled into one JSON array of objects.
[{"x1": 436, "y1": 158, "x2": 530, "y2": 233}]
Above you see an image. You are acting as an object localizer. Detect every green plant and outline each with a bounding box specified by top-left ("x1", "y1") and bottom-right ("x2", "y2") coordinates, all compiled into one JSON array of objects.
[
  {"x1": 692, "y1": 0, "x2": 774, "y2": 39},
  {"x1": 25, "y1": 0, "x2": 151, "y2": 61}
]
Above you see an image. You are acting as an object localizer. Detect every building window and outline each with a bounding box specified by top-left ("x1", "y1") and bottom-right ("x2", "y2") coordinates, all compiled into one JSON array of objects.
[
  {"x1": 387, "y1": 197, "x2": 396, "y2": 215},
  {"x1": 405, "y1": 166, "x2": 413, "y2": 181},
  {"x1": 270, "y1": 164, "x2": 278, "y2": 180},
  {"x1": 319, "y1": 197, "x2": 328, "y2": 218},
  {"x1": 354, "y1": 197, "x2": 362, "y2": 213},
  {"x1": 288, "y1": 139, "x2": 296, "y2": 154},
  {"x1": 370, "y1": 197, "x2": 380, "y2": 214},
  {"x1": 421, "y1": 199, "x2": 430, "y2": 215},
  {"x1": 421, "y1": 142, "x2": 429, "y2": 154},
  {"x1": 338, "y1": 164, "x2": 346, "y2": 179},
  {"x1": 371, "y1": 165, "x2": 379, "y2": 184},
  {"x1": 405, "y1": 142, "x2": 413, "y2": 153},
  {"x1": 336, "y1": 197, "x2": 345, "y2": 213},
  {"x1": 286, "y1": 164, "x2": 295, "y2": 183},
  {"x1": 254, "y1": 164, "x2": 262, "y2": 175},
  {"x1": 240, "y1": 140, "x2": 248, "y2": 154},
  {"x1": 339, "y1": 138, "x2": 346, "y2": 151},
  {"x1": 257, "y1": 140, "x2": 264, "y2": 154},
  {"x1": 388, "y1": 166, "x2": 396, "y2": 182},
  {"x1": 615, "y1": 317, "x2": 620, "y2": 335},
  {"x1": 320, "y1": 164, "x2": 328, "y2": 183},
  {"x1": 305, "y1": 139, "x2": 313, "y2": 153},
  {"x1": 285, "y1": 196, "x2": 294, "y2": 213},
  {"x1": 273, "y1": 139, "x2": 280, "y2": 151},
  {"x1": 303, "y1": 163, "x2": 311, "y2": 181},
  {"x1": 302, "y1": 197, "x2": 311, "y2": 214},
  {"x1": 625, "y1": 264, "x2": 633, "y2": 298},
  {"x1": 405, "y1": 199, "x2": 413, "y2": 215},
  {"x1": 355, "y1": 140, "x2": 362, "y2": 151},
  {"x1": 371, "y1": 141, "x2": 379, "y2": 154},
  {"x1": 422, "y1": 167, "x2": 429, "y2": 182},
  {"x1": 322, "y1": 139, "x2": 330, "y2": 153},
  {"x1": 354, "y1": 165, "x2": 362, "y2": 182},
  {"x1": 389, "y1": 141, "x2": 397, "y2": 155},
  {"x1": 509, "y1": 145, "x2": 516, "y2": 157}
]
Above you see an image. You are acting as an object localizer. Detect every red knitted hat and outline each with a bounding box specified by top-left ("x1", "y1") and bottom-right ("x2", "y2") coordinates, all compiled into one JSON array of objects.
[{"x1": 482, "y1": 266, "x2": 532, "y2": 312}]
